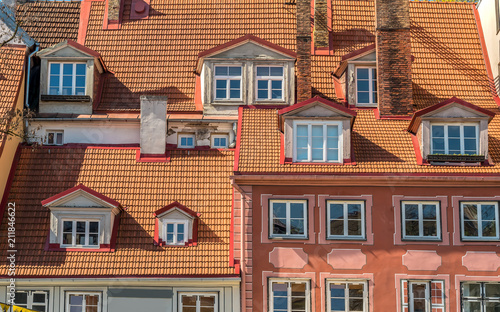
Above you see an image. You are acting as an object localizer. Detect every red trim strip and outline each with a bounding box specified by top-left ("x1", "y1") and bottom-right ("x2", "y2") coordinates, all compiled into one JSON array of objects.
[
  {"x1": 279, "y1": 132, "x2": 285, "y2": 165},
  {"x1": 2, "y1": 274, "x2": 240, "y2": 279},
  {"x1": 0, "y1": 144, "x2": 21, "y2": 226},
  {"x1": 234, "y1": 106, "x2": 244, "y2": 172},
  {"x1": 278, "y1": 96, "x2": 356, "y2": 116},
  {"x1": 194, "y1": 75, "x2": 203, "y2": 111},
  {"x1": 153, "y1": 201, "x2": 198, "y2": 218},
  {"x1": 153, "y1": 217, "x2": 160, "y2": 246},
  {"x1": 78, "y1": 0, "x2": 92, "y2": 45},
  {"x1": 411, "y1": 133, "x2": 425, "y2": 166},
  {"x1": 229, "y1": 188, "x2": 234, "y2": 267},
  {"x1": 472, "y1": 4, "x2": 500, "y2": 106},
  {"x1": 235, "y1": 171, "x2": 500, "y2": 177},
  {"x1": 41, "y1": 184, "x2": 122, "y2": 207}
]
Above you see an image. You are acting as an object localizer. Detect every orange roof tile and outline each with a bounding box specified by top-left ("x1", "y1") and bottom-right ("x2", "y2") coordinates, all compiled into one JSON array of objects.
[
  {"x1": 0, "y1": 46, "x2": 25, "y2": 147},
  {"x1": 16, "y1": 2, "x2": 80, "y2": 49},
  {"x1": 0, "y1": 147, "x2": 237, "y2": 277}
]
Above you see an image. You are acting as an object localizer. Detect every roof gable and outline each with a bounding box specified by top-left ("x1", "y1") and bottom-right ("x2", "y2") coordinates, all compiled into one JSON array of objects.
[
  {"x1": 279, "y1": 96, "x2": 357, "y2": 118},
  {"x1": 41, "y1": 184, "x2": 121, "y2": 209},
  {"x1": 154, "y1": 201, "x2": 199, "y2": 219}
]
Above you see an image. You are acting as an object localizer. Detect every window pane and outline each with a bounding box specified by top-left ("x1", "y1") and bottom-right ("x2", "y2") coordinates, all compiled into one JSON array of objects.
[
  {"x1": 485, "y1": 284, "x2": 500, "y2": 298},
  {"x1": 63, "y1": 221, "x2": 73, "y2": 232},
  {"x1": 423, "y1": 221, "x2": 437, "y2": 236},
  {"x1": 290, "y1": 203, "x2": 304, "y2": 218},
  {"x1": 76, "y1": 64, "x2": 86, "y2": 75},
  {"x1": 50, "y1": 63, "x2": 60, "y2": 75},
  {"x1": 357, "y1": 92, "x2": 369, "y2": 104},
  {"x1": 88, "y1": 234, "x2": 99, "y2": 245},
  {"x1": 432, "y1": 138, "x2": 445, "y2": 154},
  {"x1": 290, "y1": 219, "x2": 304, "y2": 235},
  {"x1": 177, "y1": 233, "x2": 184, "y2": 242},
  {"x1": 464, "y1": 126, "x2": 476, "y2": 138},
  {"x1": 50, "y1": 75, "x2": 60, "y2": 87},
  {"x1": 357, "y1": 80, "x2": 369, "y2": 92},
  {"x1": 349, "y1": 299, "x2": 364, "y2": 312},
  {"x1": 482, "y1": 221, "x2": 497, "y2": 237},
  {"x1": 271, "y1": 80, "x2": 282, "y2": 89},
  {"x1": 70, "y1": 295, "x2": 83, "y2": 305},
  {"x1": 273, "y1": 219, "x2": 287, "y2": 234},
  {"x1": 32, "y1": 306, "x2": 47, "y2": 312},
  {"x1": 327, "y1": 137, "x2": 339, "y2": 149},
  {"x1": 357, "y1": 68, "x2": 369, "y2": 79},
  {"x1": 273, "y1": 283, "x2": 288, "y2": 310},
  {"x1": 270, "y1": 67, "x2": 283, "y2": 76},
  {"x1": 432, "y1": 125, "x2": 444, "y2": 138},
  {"x1": 257, "y1": 90, "x2": 268, "y2": 99},
  {"x1": 167, "y1": 234, "x2": 174, "y2": 243},
  {"x1": 228, "y1": 66, "x2": 241, "y2": 76},
  {"x1": 76, "y1": 234, "x2": 85, "y2": 245},
  {"x1": 56, "y1": 133, "x2": 63, "y2": 145},
  {"x1": 463, "y1": 284, "x2": 481, "y2": 297},
  {"x1": 348, "y1": 220, "x2": 362, "y2": 236},
  {"x1": 215, "y1": 66, "x2": 227, "y2": 76},
  {"x1": 63, "y1": 233, "x2": 72, "y2": 245},
  {"x1": 167, "y1": 223, "x2": 174, "y2": 232},
  {"x1": 297, "y1": 125, "x2": 308, "y2": 137},
  {"x1": 297, "y1": 149, "x2": 308, "y2": 161},
  {"x1": 49, "y1": 87, "x2": 59, "y2": 95},
  {"x1": 423, "y1": 205, "x2": 437, "y2": 219},
  {"x1": 16, "y1": 292, "x2": 28, "y2": 304},
  {"x1": 70, "y1": 307, "x2": 83, "y2": 312},
  {"x1": 257, "y1": 67, "x2": 269, "y2": 76},
  {"x1": 348, "y1": 204, "x2": 362, "y2": 219},
  {"x1": 89, "y1": 222, "x2": 99, "y2": 233},
  {"x1": 272, "y1": 202, "x2": 287, "y2": 218},
  {"x1": 33, "y1": 293, "x2": 46, "y2": 303},
  {"x1": 464, "y1": 139, "x2": 477, "y2": 154},
  {"x1": 448, "y1": 138, "x2": 460, "y2": 154},
  {"x1": 330, "y1": 204, "x2": 344, "y2": 219},
  {"x1": 485, "y1": 302, "x2": 500, "y2": 312},
  {"x1": 463, "y1": 204, "x2": 478, "y2": 221},
  {"x1": 63, "y1": 75, "x2": 72, "y2": 87},
  {"x1": 216, "y1": 89, "x2": 226, "y2": 99},
  {"x1": 271, "y1": 90, "x2": 282, "y2": 99},
  {"x1": 448, "y1": 125, "x2": 460, "y2": 137},
  {"x1": 76, "y1": 76, "x2": 86, "y2": 88},
  {"x1": 464, "y1": 221, "x2": 479, "y2": 237},
  {"x1": 312, "y1": 125, "x2": 323, "y2": 137},
  {"x1": 215, "y1": 79, "x2": 226, "y2": 89},
  {"x1": 178, "y1": 223, "x2": 185, "y2": 233},
  {"x1": 297, "y1": 137, "x2": 308, "y2": 149},
  {"x1": 463, "y1": 302, "x2": 481, "y2": 312},
  {"x1": 63, "y1": 64, "x2": 73, "y2": 75},
  {"x1": 229, "y1": 80, "x2": 240, "y2": 91},
  {"x1": 76, "y1": 222, "x2": 86, "y2": 233},
  {"x1": 327, "y1": 149, "x2": 339, "y2": 161},
  {"x1": 327, "y1": 126, "x2": 338, "y2": 137},
  {"x1": 330, "y1": 220, "x2": 344, "y2": 236},
  {"x1": 482, "y1": 205, "x2": 496, "y2": 221},
  {"x1": 405, "y1": 204, "x2": 419, "y2": 220},
  {"x1": 312, "y1": 136, "x2": 323, "y2": 149},
  {"x1": 86, "y1": 295, "x2": 99, "y2": 305},
  {"x1": 405, "y1": 221, "x2": 419, "y2": 236},
  {"x1": 312, "y1": 148, "x2": 323, "y2": 161}
]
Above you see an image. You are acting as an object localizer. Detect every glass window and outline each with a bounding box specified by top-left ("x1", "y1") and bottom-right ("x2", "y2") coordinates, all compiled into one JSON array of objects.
[
  {"x1": 14, "y1": 291, "x2": 49, "y2": 312},
  {"x1": 461, "y1": 202, "x2": 499, "y2": 240},
  {"x1": 66, "y1": 293, "x2": 101, "y2": 312},
  {"x1": 179, "y1": 293, "x2": 218, "y2": 312},
  {"x1": 178, "y1": 134, "x2": 195, "y2": 148},
  {"x1": 431, "y1": 124, "x2": 479, "y2": 155},
  {"x1": 46, "y1": 131, "x2": 64, "y2": 145},
  {"x1": 48, "y1": 63, "x2": 86, "y2": 96},
  {"x1": 402, "y1": 202, "x2": 440, "y2": 240},
  {"x1": 256, "y1": 66, "x2": 284, "y2": 100},
  {"x1": 269, "y1": 200, "x2": 307, "y2": 239},
  {"x1": 61, "y1": 220, "x2": 100, "y2": 247},
  {"x1": 327, "y1": 281, "x2": 367, "y2": 312},
  {"x1": 293, "y1": 121, "x2": 342, "y2": 163},
  {"x1": 356, "y1": 67, "x2": 377, "y2": 106},
  {"x1": 462, "y1": 282, "x2": 500, "y2": 312},
  {"x1": 327, "y1": 201, "x2": 365, "y2": 240},
  {"x1": 211, "y1": 134, "x2": 229, "y2": 148},
  {"x1": 269, "y1": 279, "x2": 309, "y2": 312},
  {"x1": 214, "y1": 65, "x2": 242, "y2": 100},
  {"x1": 402, "y1": 281, "x2": 445, "y2": 312},
  {"x1": 163, "y1": 221, "x2": 188, "y2": 245}
]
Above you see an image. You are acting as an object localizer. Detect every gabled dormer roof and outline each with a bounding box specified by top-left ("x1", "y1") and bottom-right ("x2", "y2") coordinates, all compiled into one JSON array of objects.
[
  {"x1": 408, "y1": 97, "x2": 496, "y2": 134},
  {"x1": 195, "y1": 34, "x2": 296, "y2": 73},
  {"x1": 153, "y1": 201, "x2": 200, "y2": 219},
  {"x1": 37, "y1": 40, "x2": 107, "y2": 73},
  {"x1": 333, "y1": 44, "x2": 376, "y2": 78},
  {"x1": 279, "y1": 96, "x2": 357, "y2": 120},
  {"x1": 41, "y1": 183, "x2": 122, "y2": 210}
]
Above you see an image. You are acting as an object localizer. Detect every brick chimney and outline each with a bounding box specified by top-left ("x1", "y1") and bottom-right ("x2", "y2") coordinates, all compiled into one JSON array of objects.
[
  {"x1": 375, "y1": 0, "x2": 413, "y2": 116},
  {"x1": 107, "y1": 0, "x2": 121, "y2": 25},
  {"x1": 140, "y1": 96, "x2": 167, "y2": 156},
  {"x1": 313, "y1": 0, "x2": 329, "y2": 48},
  {"x1": 296, "y1": 0, "x2": 312, "y2": 102}
]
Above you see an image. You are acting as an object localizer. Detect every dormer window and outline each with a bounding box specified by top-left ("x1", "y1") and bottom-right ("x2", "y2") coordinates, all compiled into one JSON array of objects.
[
  {"x1": 293, "y1": 121, "x2": 341, "y2": 163},
  {"x1": 46, "y1": 130, "x2": 63, "y2": 145},
  {"x1": 178, "y1": 133, "x2": 195, "y2": 148},
  {"x1": 153, "y1": 201, "x2": 199, "y2": 247},
  {"x1": 48, "y1": 62, "x2": 86, "y2": 96},
  {"x1": 256, "y1": 66, "x2": 283, "y2": 100},
  {"x1": 214, "y1": 65, "x2": 242, "y2": 100},
  {"x1": 41, "y1": 184, "x2": 122, "y2": 252},
  {"x1": 355, "y1": 67, "x2": 377, "y2": 106},
  {"x1": 431, "y1": 124, "x2": 478, "y2": 155}
]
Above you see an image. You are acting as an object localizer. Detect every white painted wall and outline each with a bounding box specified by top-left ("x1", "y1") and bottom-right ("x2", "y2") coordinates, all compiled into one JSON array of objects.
[{"x1": 477, "y1": 0, "x2": 500, "y2": 93}]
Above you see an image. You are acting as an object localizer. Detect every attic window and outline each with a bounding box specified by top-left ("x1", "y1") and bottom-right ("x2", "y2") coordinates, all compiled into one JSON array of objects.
[
  {"x1": 48, "y1": 63, "x2": 86, "y2": 96},
  {"x1": 355, "y1": 67, "x2": 377, "y2": 106},
  {"x1": 293, "y1": 121, "x2": 342, "y2": 163},
  {"x1": 431, "y1": 124, "x2": 478, "y2": 155},
  {"x1": 154, "y1": 202, "x2": 199, "y2": 247}
]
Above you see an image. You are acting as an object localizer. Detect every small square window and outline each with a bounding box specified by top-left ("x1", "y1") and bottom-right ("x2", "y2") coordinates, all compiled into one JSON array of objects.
[
  {"x1": 164, "y1": 221, "x2": 188, "y2": 245},
  {"x1": 461, "y1": 202, "x2": 499, "y2": 241},
  {"x1": 327, "y1": 200, "x2": 365, "y2": 240},
  {"x1": 178, "y1": 134, "x2": 195, "y2": 148},
  {"x1": 211, "y1": 134, "x2": 229, "y2": 148},
  {"x1": 327, "y1": 281, "x2": 368, "y2": 312},
  {"x1": 269, "y1": 200, "x2": 307, "y2": 239},
  {"x1": 256, "y1": 66, "x2": 284, "y2": 100},
  {"x1": 61, "y1": 220, "x2": 100, "y2": 247},
  {"x1": 46, "y1": 131, "x2": 64, "y2": 145},
  {"x1": 48, "y1": 63, "x2": 86, "y2": 96},
  {"x1": 401, "y1": 201, "x2": 440, "y2": 241},
  {"x1": 214, "y1": 65, "x2": 242, "y2": 101}
]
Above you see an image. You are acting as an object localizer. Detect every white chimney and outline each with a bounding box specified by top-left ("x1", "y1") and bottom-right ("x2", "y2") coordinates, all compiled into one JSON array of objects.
[{"x1": 140, "y1": 95, "x2": 167, "y2": 155}]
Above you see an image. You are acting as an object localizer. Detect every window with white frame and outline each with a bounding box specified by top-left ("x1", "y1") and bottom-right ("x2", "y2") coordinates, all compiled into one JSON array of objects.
[
  {"x1": 66, "y1": 292, "x2": 101, "y2": 312},
  {"x1": 256, "y1": 66, "x2": 284, "y2": 100},
  {"x1": 211, "y1": 134, "x2": 229, "y2": 148},
  {"x1": 293, "y1": 121, "x2": 342, "y2": 163},
  {"x1": 178, "y1": 292, "x2": 218, "y2": 312},
  {"x1": 214, "y1": 65, "x2": 242, "y2": 100},
  {"x1": 401, "y1": 201, "x2": 440, "y2": 240},
  {"x1": 15, "y1": 290, "x2": 49, "y2": 312},
  {"x1": 461, "y1": 202, "x2": 499, "y2": 240},
  {"x1": 178, "y1": 134, "x2": 195, "y2": 148},
  {"x1": 269, "y1": 279, "x2": 310, "y2": 312},
  {"x1": 269, "y1": 200, "x2": 307, "y2": 239},
  {"x1": 46, "y1": 130, "x2": 64, "y2": 145},
  {"x1": 462, "y1": 282, "x2": 500, "y2": 312},
  {"x1": 356, "y1": 67, "x2": 377, "y2": 106},
  {"x1": 327, "y1": 201, "x2": 365, "y2": 240},
  {"x1": 431, "y1": 124, "x2": 479, "y2": 155},
  {"x1": 61, "y1": 220, "x2": 100, "y2": 247},
  {"x1": 163, "y1": 221, "x2": 188, "y2": 245},
  {"x1": 48, "y1": 63, "x2": 86, "y2": 96},
  {"x1": 327, "y1": 280, "x2": 368, "y2": 312},
  {"x1": 402, "y1": 280, "x2": 445, "y2": 312}
]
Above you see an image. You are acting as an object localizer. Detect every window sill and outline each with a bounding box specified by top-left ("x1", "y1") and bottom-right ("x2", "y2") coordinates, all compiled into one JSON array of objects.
[
  {"x1": 269, "y1": 236, "x2": 308, "y2": 240},
  {"x1": 156, "y1": 239, "x2": 197, "y2": 247},
  {"x1": 283, "y1": 158, "x2": 356, "y2": 166},
  {"x1": 41, "y1": 95, "x2": 91, "y2": 102},
  {"x1": 46, "y1": 243, "x2": 114, "y2": 252},
  {"x1": 401, "y1": 238, "x2": 442, "y2": 242},
  {"x1": 210, "y1": 100, "x2": 246, "y2": 106},
  {"x1": 427, "y1": 154, "x2": 485, "y2": 162},
  {"x1": 327, "y1": 237, "x2": 366, "y2": 241}
]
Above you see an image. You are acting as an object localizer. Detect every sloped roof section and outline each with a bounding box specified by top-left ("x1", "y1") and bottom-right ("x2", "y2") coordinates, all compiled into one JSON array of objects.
[
  {"x1": 0, "y1": 147, "x2": 236, "y2": 277},
  {"x1": 16, "y1": 2, "x2": 80, "y2": 49},
  {"x1": 0, "y1": 46, "x2": 25, "y2": 147}
]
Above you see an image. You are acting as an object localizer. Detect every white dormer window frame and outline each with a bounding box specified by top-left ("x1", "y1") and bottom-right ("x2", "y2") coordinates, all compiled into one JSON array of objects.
[
  {"x1": 178, "y1": 133, "x2": 195, "y2": 149},
  {"x1": 355, "y1": 66, "x2": 377, "y2": 107},
  {"x1": 163, "y1": 220, "x2": 189, "y2": 245},
  {"x1": 292, "y1": 120, "x2": 343, "y2": 163},
  {"x1": 211, "y1": 134, "x2": 229, "y2": 149},
  {"x1": 430, "y1": 123, "x2": 480, "y2": 155},
  {"x1": 46, "y1": 130, "x2": 64, "y2": 146},
  {"x1": 213, "y1": 65, "x2": 243, "y2": 101},
  {"x1": 47, "y1": 62, "x2": 87, "y2": 96},
  {"x1": 255, "y1": 65, "x2": 284, "y2": 101},
  {"x1": 60, "y1": 219, "x2": 100, "y2": 248}
]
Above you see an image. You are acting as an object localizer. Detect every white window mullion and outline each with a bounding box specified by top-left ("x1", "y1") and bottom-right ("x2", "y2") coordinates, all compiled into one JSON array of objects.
[
  {"x1": 58, "y1": 64, "x2": 63, "y2": 95},
  {"x1": 369, "y1": 69, "x2": 373, "y2": 104},
  {"x1": 343, "y1": 203, "x2": 348, "y2": 236},
  {"x1": 287, "y1": 282, "x2": 292, "y2": 312},
  {"x1": 444, "y1": 125, "x2": 449, "y2": 154},
  {"x1": 308, "y1": 124, "x2": 312, "y2": 162},
  {"x1": 72, "y1": 63, "x2": 76, "y2": 95},
  {"x1": 323, "y1": 125, "x2": 327, "y2": 162},
  {"x1": 418, "y1": 204, "x2": 423, "y2": 237},
  {"x1": 72, "y1": 221, "x2": 76, "y2": 246},
  {"x1": 460, "y1": 125, "x2": 464, "y2": 155},
  {"x1": 286, "y1": 203, "x2": 291, "y2": 236}
]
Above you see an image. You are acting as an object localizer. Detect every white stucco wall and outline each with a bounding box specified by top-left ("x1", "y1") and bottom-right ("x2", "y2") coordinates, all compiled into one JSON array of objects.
[{"x1": 477, "y1": 0, "x2": 500, "y2": 93}]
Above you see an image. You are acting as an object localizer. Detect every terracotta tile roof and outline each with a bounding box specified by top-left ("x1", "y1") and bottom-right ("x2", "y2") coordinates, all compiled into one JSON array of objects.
[
  {"x1": 16, "y1": 2, "x2": 80, "y2": 49},
  {"x1": 83, "y1": 0, "x2": 297, "y2": 112},
  {"x1": 0, "y1": 46, "x2": 25, "y2": 146},
  {"x1": 0, "y1": 147, "x2": 237, "y2": 277},
  {"x1": 238, "y1": 108, "x2": 500, "y2": 174}
]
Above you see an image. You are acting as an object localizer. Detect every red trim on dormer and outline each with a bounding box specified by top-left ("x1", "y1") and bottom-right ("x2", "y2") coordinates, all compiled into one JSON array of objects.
[
  {"x1": 411, "y1": 134, "x2": 427, "y2": 166},
  {"x1": 278, "y1": 96, "x2": 356, "y2": 117},
  {"x1": 333, "y1": 76, "x2": 345, "y2": 101},
  {"x1": 41, "y1": 184, "x2": 122, "y2": 208},
  {"x1": 153, "y1": 201, "x2": 198, "y2": 218},
  {"x1": 194, "y1": 75, "x2": 203, "y2": 111},
  {"x1": 77, "y1": 0, "x2": 92, "y2": 45},
  {"x1": 341, "y1": 44, "x2": 376, "y2": 62},
  {"x1": 234, "y1": 106, "x2": 244, "y2": 172},
  {"x1": 153, "y1": 217, "x2": 160, "y2": 245},
  {"x1": 407, "y1": 96, "x2": 496, "y2": 134}
]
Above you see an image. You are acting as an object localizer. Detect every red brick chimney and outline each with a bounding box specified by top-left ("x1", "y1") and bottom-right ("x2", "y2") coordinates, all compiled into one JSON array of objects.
[
  {"x1": 296, "y1": 0, "x2": 312, "y2": 102},
  {"x1": 375, "y1": 0, "x2": 413, "y2": 116}
]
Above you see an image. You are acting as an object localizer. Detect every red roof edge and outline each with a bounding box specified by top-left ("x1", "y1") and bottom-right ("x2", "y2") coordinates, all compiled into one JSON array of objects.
[
  {"x1": 278, "y1": 96, "x2": 357, "y2": 117},
  {"x1": 340, "y1": 43, "x2": 376, "y2": 61},
  {"x1": 153, "y1": 201, "x2": 199, "y2": 218},
  {"x1": 197, "y1": 34, "x2": 297, "y2": 59},
  {"x1": 41, "y1": 184, "x2": 122, "y2": 208},
  {"x1": 408, "y1": 96, "x2": 496, "y2": 134},
  {"x1": 77, "y1": 0, "x2": 92, "y2": 45}
]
